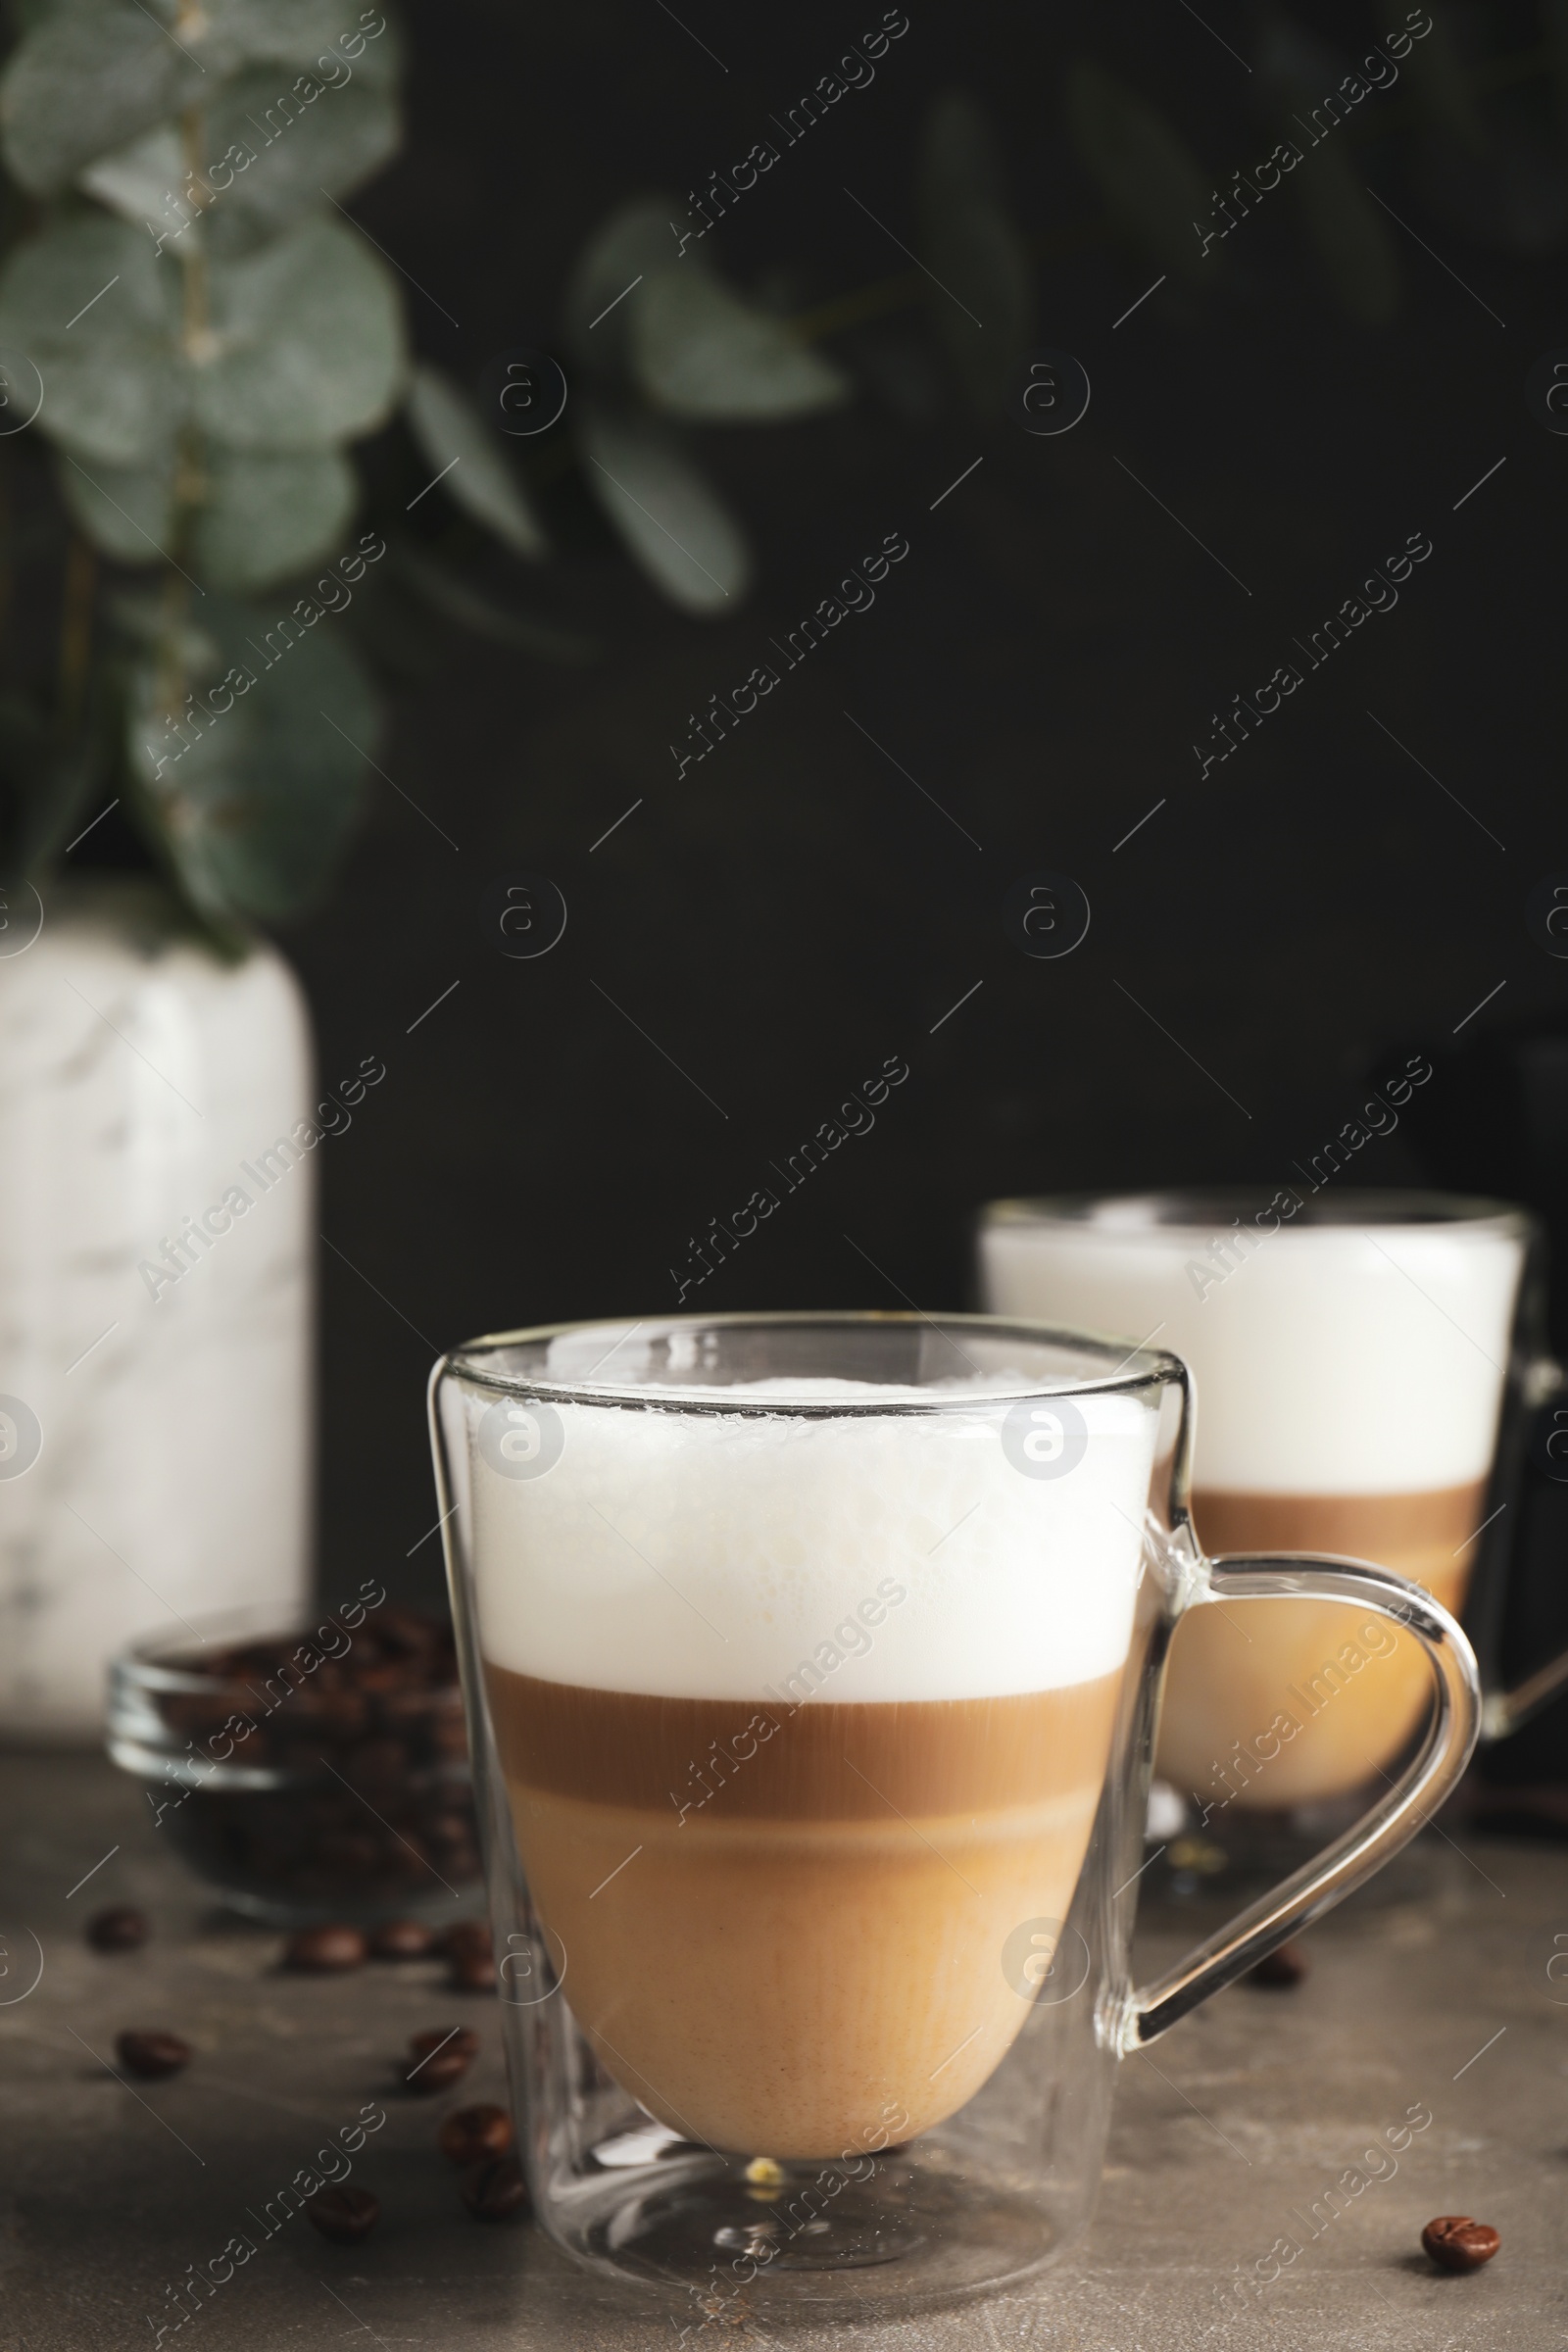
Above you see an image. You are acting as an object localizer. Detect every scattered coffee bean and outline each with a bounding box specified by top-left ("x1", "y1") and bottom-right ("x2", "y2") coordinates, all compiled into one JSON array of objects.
[
  {"x1": 445, "y1": 1920, "x2": 492, "y2": 1961},
  {"x1": 458, "y1": 2155, "x2": 527, "y2": 2221},
  {"x1": 439, "y1": 2103, "x2": 514, "y2": 2166},
  {"x1": 1248, "y1": 1941, "x2": 1307, "y2": 1987},
  {"x1": 1422, "y1": 2216, "x2": 1500, "y2": 2273},
  {"x1": 450, "y1": 1953, "x2": 496, "y2": 1995},
  {"x1": 87, "y1": 1905, "x2": 148, "y2": 1952},
  {"x1": 116, "y1": 2030, "x2": 191, "y2": 2080},
  {"x1": 407, "y1": 2046, "x2": 471, "y2": 2093},
  {"x1": 411, "y1": 2025, "x2": 478, "y2": 2063},
  {"x1": 368, "y1": 1919, "x2": 436, "y2": 1960},
  {"x1": 284, "y1": 1924, "x2": 368, "y2": 1973},
  {"x1": 307, "y1": 2186, "x2": 381, "y2": 2244}
]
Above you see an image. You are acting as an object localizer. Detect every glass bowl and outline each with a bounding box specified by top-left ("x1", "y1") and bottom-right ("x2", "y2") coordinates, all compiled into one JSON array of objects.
[{"x1": 107, "y1": 1594, "x2": 484, "y2": 1926}]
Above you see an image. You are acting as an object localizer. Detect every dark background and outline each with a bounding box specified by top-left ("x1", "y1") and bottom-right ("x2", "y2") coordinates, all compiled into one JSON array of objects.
[{"x1": 261, "y1": 0, "x2": 1565, "y2": 1755}]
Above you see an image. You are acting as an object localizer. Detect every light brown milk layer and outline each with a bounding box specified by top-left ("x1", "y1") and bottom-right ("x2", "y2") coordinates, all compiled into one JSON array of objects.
[
  {"x1": 486, "y1": 1666, "x2": 1124, "y2": 2157},
  {"x1": 1155, "y1": 1483, "x2": 1485, "y2": 1811}
]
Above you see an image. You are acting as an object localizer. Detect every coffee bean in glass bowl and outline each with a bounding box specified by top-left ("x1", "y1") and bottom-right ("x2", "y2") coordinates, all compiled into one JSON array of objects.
[
  {"x1": 369, "y1": 1919, "x2": 436, "y2": 1960},
  {"x1": 307, "y1": 2186, "x2": 381, "y2": 2244},
  {"x1": 285, "y1": 1924, "x2": 368, "y2": 1973},
  {"x1": 444, "y1": 1920, "x2": 492, "y2": 1961},
  {"x1": 116, "y1": 2030, "x2": 191, "y2": 2079},
  {"x1": 1422, "y1": 2216, "x2": 1500, "y2": 2273},
  {"x1": 107, "y1": 1601, "x2": 482, "y2": 1929},
  {"x1": 458, "y1": 2156, "x2": 528, "y2": 2221},
  {"x1": 439, "y1": 2104, "x2": 514, "y2": 2165},
  {"x1": 87, "y1": 1905, "x2": 148, "y2": 1952},
  {"x1": 451, "y1": 1953, "x2": 497, "y2": 1995}
]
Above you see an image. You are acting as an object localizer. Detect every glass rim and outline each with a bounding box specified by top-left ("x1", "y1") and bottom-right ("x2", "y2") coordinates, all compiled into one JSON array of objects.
[
  {"x1": 978, "y1": 1187, "x2": 1536, "y2": 1242},
  {"x1": 116, "y1": 1597, "x2": 413, "y2": 1690},
  {"x1": 437, "y1": 1308, "x2": 1188, "y2": 1414}
]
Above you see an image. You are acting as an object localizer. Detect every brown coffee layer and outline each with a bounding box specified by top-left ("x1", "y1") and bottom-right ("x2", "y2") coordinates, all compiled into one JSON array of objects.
[
  {"x1": 1191, "y1": 1484, "x2": 1489, "y2": 1565},
  {"x1": 487, "y1": 1667, "x2": 1126, "y2": 2155},
  {"x1": 485, "y1": 1665, "x2": 1125, "y2": 1821},
  {"x1": 1157, "y1": 1479, "x2": 1486, "y2": 1812}
]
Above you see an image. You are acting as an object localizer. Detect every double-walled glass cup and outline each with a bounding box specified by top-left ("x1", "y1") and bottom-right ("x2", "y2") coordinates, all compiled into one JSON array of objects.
[{"x1": 430, "y1": 1312, "x2": 1479, "y2": 2321}]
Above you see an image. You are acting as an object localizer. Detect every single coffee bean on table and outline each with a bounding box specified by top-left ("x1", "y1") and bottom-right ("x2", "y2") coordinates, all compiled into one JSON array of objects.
[
  {"x1": 368, "y1": 1919, "x2": 436, "y2": 1960},
  {"x1": 411, "y1": 2025, "x2": 478, "y2": 2062},
  {"x1": 458, "y1": 2155, "x2": 528, "y2": 2221},
  {"x1": 406, "y1": 2046, "x2": 470, "y2": 2093},
  {"x1": 284, "y1": 1924, "x2": 368, "y2": 1972},
  {"x1": 439, "y1": 2104, "x2": 514, "y2": 2165},
  {"x1": 116, "y1": 2030, "x2": 190, "y2": 2079},
  {"x1": 1248, "y1": 1941, "x2": 1308, "y2": 1987},
  {"x1": 1422, "y1": 2216, "x2": 1500, "y2": 2273},
  {"x1": 307, "y1": 2186, "x2": 381, "y2": 2244},
  {"x1": 87, "y1": 1905, "x2": 148, "y2": 1951}
]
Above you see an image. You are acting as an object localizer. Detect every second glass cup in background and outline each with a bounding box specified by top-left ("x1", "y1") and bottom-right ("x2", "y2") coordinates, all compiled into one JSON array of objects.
[{"x1": 978, "y1": 1191, "x2": 1564, "y2": 1873}]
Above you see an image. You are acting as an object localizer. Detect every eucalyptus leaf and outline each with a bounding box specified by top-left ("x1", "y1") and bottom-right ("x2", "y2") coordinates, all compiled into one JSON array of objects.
[
  {"x1": 394, "y1": 546, "x2": 594, "y2": 661},
  {"x1": 204, "y1": 0, "x2": 400, "y2": 77},
  {"x1": 109, "y1": 590, "x2": 220, "y2": 667},
  {"x1": 0, "y1": 0, "x2": 200, "y2": 197},
  {"x1": 201, "y1": 70, "x2": 402, "y2": 254},
  {"x1": 191, "y1": 445, "x2": 358, "y2": 588},
  {"x1": 1066, "y1": 60, "x2": 1214, "y2": 284},
  {"x1": 406, "y1": 364, "x2": 545, "y2": 558},
  {"x1": 79, "y1": 72, "x2": 401, "y2": 257},
  {"x1": 577, "y1": 400, "x2": 750, "y2": 614},
  {"x1": 128, "y1": 590, "x2": 377, "y2": 925},
  {"x1": 56, "y1": 443, "x2": 177, "y2": 564},
  {"x1": 0, "y1": 213, "x2": 182, "y2": 466},
  {"x1": 923, "y1": 85, "x2": 1009, "y2": 212},
  {"x1": 565, "y1": 195, "x2": 686, "y2": 378},
  {"x1": 632, "y1": 267, "x2": 848, "y2": 421},
  {"x1": 196, "y1": 214, "x2": 405, "y2": 450},
  {"x1": 1292, "y1": 146, "x2": 1400, "y2": 324},
  {"x1": 1402, "y1": 12, "x2": 1489, "y2": 155},
  {"x1": 78, "y1": 124, "x2": 186, "y2": 237},
  {"x1": 918, "y1": 91, "x2": 1033, "y2": 419}
]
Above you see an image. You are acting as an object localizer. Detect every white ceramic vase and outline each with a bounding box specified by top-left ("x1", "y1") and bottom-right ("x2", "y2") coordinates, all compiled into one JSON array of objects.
[{"x1": 0, "y1": 880, "x2": 315, "y2": 1740}]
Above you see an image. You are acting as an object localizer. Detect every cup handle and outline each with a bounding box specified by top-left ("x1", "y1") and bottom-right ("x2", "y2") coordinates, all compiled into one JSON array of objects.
[
  {"x1": 1477, "y1": 1350, "x2": 1568, "y2": 1740},
  {"x1": 1117, "y1": 1550, "x2": 1480, "y2": 2052}
]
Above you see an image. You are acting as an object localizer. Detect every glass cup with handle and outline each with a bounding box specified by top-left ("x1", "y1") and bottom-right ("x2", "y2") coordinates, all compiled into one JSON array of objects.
[
  {"x1": 429, "y1": 1311, "x2": 1479, "y2": 2320},
  {"x1": 977, "y1": 1191, "x2": 1563, "y2": 1861}
]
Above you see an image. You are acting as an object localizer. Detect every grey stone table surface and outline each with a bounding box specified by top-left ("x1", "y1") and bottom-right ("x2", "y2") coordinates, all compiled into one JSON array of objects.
[{"x1": 2, "y1": 1752, "x2": 1564, "y2": 2352}]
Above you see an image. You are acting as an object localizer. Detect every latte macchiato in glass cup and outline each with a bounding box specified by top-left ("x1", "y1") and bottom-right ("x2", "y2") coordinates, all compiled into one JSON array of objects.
[
  {"x1": 430, "y1": 1312, "x2": 1478, "y2": 2319},
  {"x1": 978, "y1": 1193, "x2": 1558, "y2": 1847}
]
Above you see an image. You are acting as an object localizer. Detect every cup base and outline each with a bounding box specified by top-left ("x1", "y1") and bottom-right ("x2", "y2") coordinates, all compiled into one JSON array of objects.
[
  {"x1": 612, "y1": 2172, "x2": 926, "y2": 2275},
  {"x1": 556, "y1": 2146, "x2": 1071, "y2": 2320}
]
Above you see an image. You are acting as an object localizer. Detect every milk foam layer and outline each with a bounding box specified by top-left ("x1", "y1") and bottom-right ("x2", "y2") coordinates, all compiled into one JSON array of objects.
[
  {"x1": 980, "y1": 1217, "x2": 1523, "y2": 1493},
  {"x1": 467, "y1": 1376, "x2": 1157, "y2": 1700}
]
